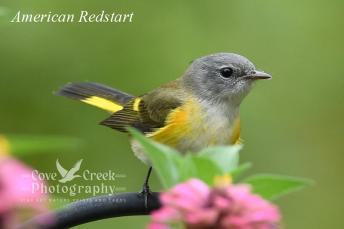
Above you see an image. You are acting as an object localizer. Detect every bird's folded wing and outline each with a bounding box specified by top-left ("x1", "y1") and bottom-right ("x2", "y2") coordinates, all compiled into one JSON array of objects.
[{"x1": 100, "y1": 80, "x2": 186, "y2": 134}]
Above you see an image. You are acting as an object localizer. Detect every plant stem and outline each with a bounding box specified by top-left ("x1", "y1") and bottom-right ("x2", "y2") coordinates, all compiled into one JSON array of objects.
[{"x1": 19, "y1": 192, "x2": 161, "y2": 229}]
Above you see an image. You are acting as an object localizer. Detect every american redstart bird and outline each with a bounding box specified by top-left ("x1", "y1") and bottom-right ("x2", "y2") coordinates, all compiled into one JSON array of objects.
[{"x1": 57, "y1": 52, "x2": 271, "y2": 201}]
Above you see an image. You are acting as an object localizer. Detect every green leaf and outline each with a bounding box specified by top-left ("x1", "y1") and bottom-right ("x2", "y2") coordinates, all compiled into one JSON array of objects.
[
  {"x1": 178, "y1": 155, "x2": 223, "y2": 185},
  {"x1": 127, "y1": 128, "x2": 182, "y2": 189},
  {"x1": 244, "y1": 174, "x2": 314, "y2": 200},
  {"x1": 6, "y1": 135, "x2": 83, "y2": 156},
  {"x1": 190, "y1": 156, "x2": 224, "y2": 185},
  {"x1": 128, "y1": 128, "x2": 246, "y2": 188},
  {"x1": 197, "y1": 145, "x2": 241, "y2": 173},
  {"x1": 230, "y1": 162, "x2": 252, "y2": 179},
  {"x1": 177, "y1": 154, "x2": 196, "y2": 183},
  {"x1": 177, "y1": 155, "x2": 196, "y2": 182}
]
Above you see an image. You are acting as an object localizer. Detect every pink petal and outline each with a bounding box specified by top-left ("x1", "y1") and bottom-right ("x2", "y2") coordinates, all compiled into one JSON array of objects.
[
  {"x1": 147, "y1": 222, "x2": 170, "y2": 229},
  {"x1": 185, "y1": 208, "x2": 218, "y2": 225},
  {"x1": 213, "y1": 195, "x2": 231, "y2": 210},
  {"x1": 151, "y1": 207, "x2": 181, "y2": 223}
]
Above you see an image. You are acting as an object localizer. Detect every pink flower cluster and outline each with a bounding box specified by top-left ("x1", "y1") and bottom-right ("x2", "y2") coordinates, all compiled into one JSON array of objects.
[
  {"x1": 149, "y1": 179, "x2": 280, "y2": 229},
  {"x1": 0, "y1": 157, "x2": 49, "y2": 228}
]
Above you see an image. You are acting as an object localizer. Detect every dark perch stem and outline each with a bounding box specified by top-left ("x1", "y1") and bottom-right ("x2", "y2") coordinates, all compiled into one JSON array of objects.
[
  {"x1": 19, "y1": 192, "x2": 161, "y2": 229},
  {"x1": 141, "y1": 166, "x2": 153, "y2": 208}
]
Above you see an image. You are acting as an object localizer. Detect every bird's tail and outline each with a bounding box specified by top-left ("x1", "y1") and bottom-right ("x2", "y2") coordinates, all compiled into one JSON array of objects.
[{"x1": 56, "y1": 82, "x2": 134, "y2": 113}]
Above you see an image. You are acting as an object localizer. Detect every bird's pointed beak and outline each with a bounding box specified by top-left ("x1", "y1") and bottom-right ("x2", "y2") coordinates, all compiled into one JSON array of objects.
[{"x1": 246, "y1": 70, "x2": 272, "y2": 80}]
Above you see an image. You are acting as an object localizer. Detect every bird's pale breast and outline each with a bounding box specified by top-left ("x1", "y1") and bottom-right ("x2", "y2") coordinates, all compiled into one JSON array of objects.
[{"x1": 147, "y1": 98, "x2": 240, "y2": 153}]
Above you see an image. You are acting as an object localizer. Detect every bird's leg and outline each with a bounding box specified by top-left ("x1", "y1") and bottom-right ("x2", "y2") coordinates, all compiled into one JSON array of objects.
[{"x1": 140, "y1": 166, "x2": 152, "y2": 209}]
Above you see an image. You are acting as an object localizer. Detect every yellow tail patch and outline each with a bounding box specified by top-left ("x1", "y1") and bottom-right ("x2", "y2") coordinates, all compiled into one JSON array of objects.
[{"x1": 82, "y1": 96, "x2": 123, "y2": 113}]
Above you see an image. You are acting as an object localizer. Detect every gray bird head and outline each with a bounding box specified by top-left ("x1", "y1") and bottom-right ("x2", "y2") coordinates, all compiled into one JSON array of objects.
[{"x1": 182, "y1": 53, "x2": 271, "y2": 106}]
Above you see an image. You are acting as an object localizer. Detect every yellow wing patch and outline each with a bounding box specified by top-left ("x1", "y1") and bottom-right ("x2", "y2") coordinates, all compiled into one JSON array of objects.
[
  {"x1": 82, "y1": 96, "x2": 123, "y2": 113},
  {"x1": 133, "y1": 98, "x2": 141, "y2": 111}
]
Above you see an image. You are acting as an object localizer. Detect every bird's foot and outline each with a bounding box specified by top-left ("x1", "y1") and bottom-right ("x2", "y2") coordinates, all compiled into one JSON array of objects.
[
  {"x1": 139, "y1": 182, "x2": 152, "y2": 210},
  {"x1": 139, "y1": 166, "x2": 153, "y2": 210}
]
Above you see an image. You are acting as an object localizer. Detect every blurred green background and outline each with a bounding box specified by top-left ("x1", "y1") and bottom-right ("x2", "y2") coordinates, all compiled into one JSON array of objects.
[{"x1": 0, "y1": 0, "x2": 343, "y2": 228}]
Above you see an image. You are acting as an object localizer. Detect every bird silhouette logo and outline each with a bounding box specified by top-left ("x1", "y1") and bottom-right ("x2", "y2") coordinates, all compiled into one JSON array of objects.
[{"x1": 56, "y1": 159, "x2": 83, "y2": 183}]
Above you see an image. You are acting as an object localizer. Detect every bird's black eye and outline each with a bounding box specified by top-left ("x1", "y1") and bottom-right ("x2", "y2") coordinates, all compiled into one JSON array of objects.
[{"x1": 220, "y1": 67, "x2": 234, "y2": 78}]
